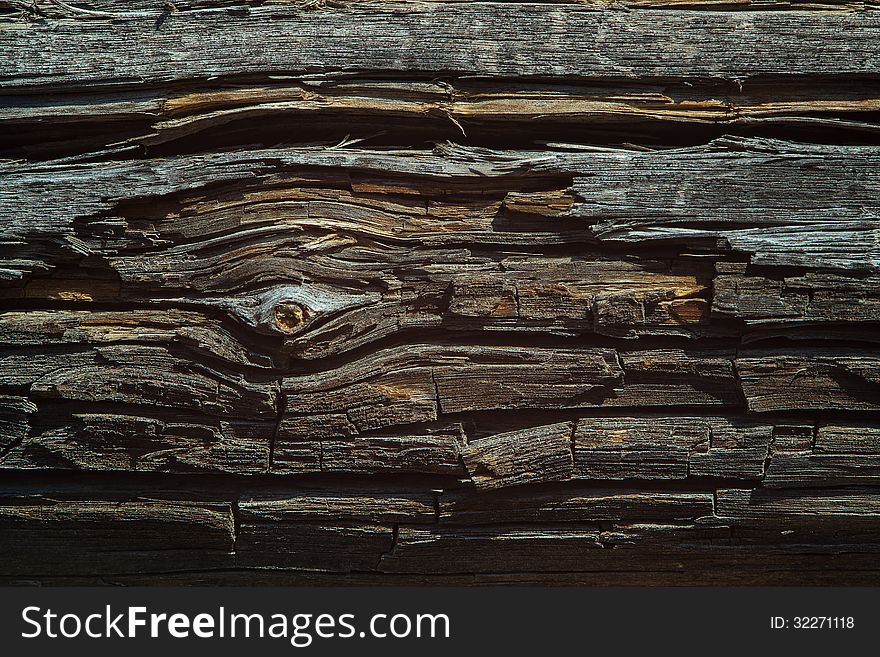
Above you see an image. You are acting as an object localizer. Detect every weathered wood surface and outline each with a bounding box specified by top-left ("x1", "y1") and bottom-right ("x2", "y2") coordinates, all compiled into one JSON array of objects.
[{"x1": 1, "y1": 0, "x2": 880, "y2": 585}]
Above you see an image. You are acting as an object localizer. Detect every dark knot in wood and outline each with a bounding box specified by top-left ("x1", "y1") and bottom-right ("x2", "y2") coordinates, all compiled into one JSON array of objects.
[{"x1": 273, "y1": 301, "x2": 313, "y2": 334}]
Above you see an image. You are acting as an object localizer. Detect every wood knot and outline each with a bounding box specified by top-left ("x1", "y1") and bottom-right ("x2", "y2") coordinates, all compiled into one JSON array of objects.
[{"x1": 273, "y1": 302, "x2": 313, "y2": 334}]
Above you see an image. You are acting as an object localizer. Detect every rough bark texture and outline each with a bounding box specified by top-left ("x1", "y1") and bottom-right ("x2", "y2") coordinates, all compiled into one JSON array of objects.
[{"x1": 1, "y1": 0, "x2": 880, "y2": 585}]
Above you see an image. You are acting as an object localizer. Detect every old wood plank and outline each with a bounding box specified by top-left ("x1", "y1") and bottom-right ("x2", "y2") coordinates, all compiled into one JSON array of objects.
[
  {"x1": 439, "y1": 487, "x2": 716, "y2": 524},
  {"x1": 235, "y1": 519, "x2": 394, "y2": 572},
  {"x1": 272, "y1": 423, "x2": 466, "y2": 476},
  {"x1": 377, "y1": 522, "x2": 745, "y2": 574},
  {"x1": 281, "y1": 345, "x2": 623, "y2": 429},
  {"x1": 713, "y1": 268, "x2": 880, "y2": 325},
  {"x1": 764, "y1": 453, "x2": 880, "y2": 488},
  {"x1": 0, "y1": 309, "x2": 281, "y2": 368},
  {"x1": 461, "y1": 422, "x2": 574, "y2": 490},
  {"x1": 0, "y1": 344, "x2": 279, "y2": 419},
  {"x1": 5, "y1": 6, "x2": 880, "y2": 91},
  {"x1": 379, "y1": 521, "x2": 880, "y2": 574},
  {"x1": 736, "y1": 350, "x2": 880, "y2": 412},
  {"x1": 0, "y1": 491, "x2": 235, "y2": 577},
  {"x1": 238, "y1": 488, "x2": 436, "y2": 525},
  {"x1": 573, "y1": 416, "x2": 770, "y2": 480},
  {"x1": 0, "y1": 412, "x2": 272, "y2": 474},
  {"x1": 717, "y1": 487, "x2": 880, "y2": 522}
]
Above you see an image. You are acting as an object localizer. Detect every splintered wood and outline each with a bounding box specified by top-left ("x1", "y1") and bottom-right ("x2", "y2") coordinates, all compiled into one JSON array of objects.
[{"x1": 1, "y1": 0, "x2": 879, "y2": 585}]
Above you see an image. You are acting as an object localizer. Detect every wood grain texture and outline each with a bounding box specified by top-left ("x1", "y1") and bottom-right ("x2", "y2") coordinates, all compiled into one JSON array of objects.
[
  {"x1": 1, "y1": 0, "x2": 879, "y2": 585},
  {"x1": 5, "y1": 4, "x2": 880, "y2": 89}
]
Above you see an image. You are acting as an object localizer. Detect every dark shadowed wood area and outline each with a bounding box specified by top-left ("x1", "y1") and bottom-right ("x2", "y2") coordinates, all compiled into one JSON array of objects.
[{"x1": 1, "y1": 0, "x2": 880, "y2": 585}]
